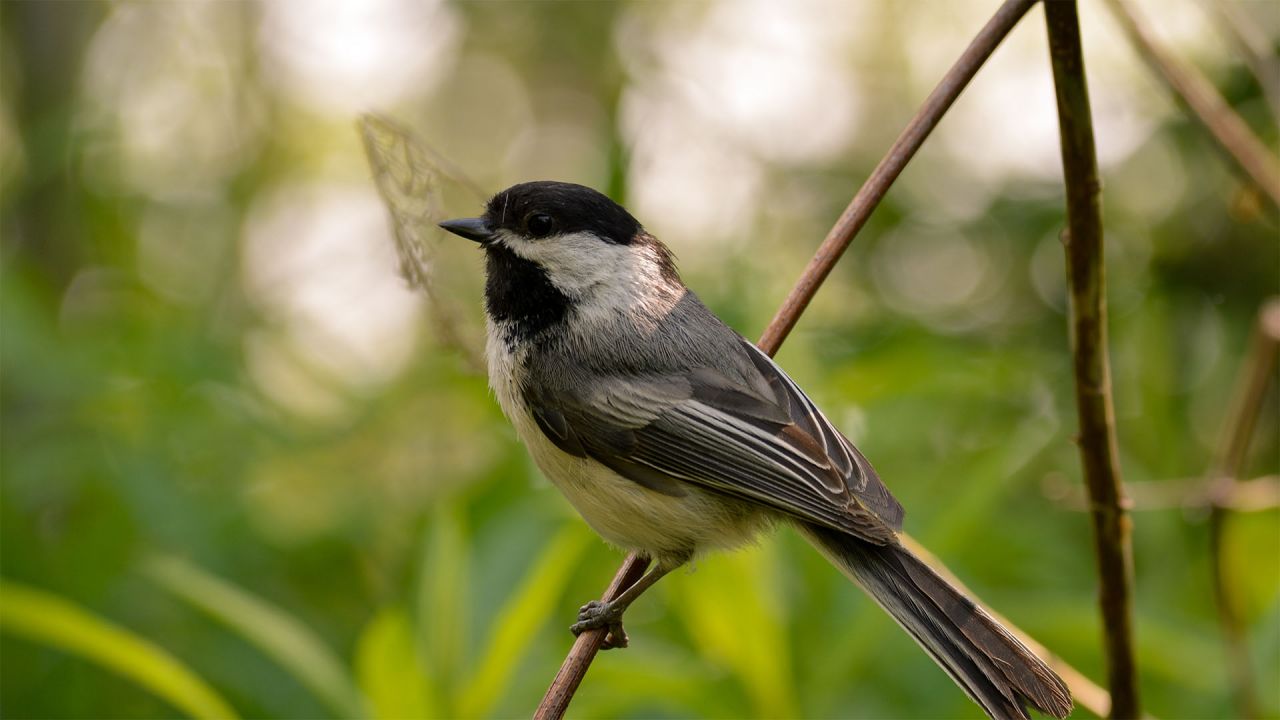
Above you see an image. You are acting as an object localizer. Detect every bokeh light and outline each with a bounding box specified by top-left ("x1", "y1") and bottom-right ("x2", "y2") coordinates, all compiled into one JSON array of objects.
[
  {"x1": 241, "y1": 183, "x2": 424, "y2": 417},
  {"x1": 258, "y1": 0, "x2": 460, "y2": 115}
]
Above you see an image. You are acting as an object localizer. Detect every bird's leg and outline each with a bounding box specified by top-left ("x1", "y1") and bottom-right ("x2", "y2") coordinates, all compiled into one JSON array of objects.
[{"x1": 570, "y1": 560, "x2": 679, "y2": 650}]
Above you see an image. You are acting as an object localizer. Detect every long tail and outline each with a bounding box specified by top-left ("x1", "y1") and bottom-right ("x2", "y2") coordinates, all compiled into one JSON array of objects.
[{"x1": 799, "y1": 524, "x2": 1073, "y2": 720}]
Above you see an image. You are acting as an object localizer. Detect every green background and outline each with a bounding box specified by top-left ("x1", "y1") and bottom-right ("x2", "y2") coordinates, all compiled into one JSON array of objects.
[{"x1": 2, "y1": 1, "x2": 1277, "y2": 718}]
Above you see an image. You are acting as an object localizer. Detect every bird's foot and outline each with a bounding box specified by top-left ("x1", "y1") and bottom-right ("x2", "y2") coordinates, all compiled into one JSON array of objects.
[{"x1": 570, "y1": 600, "x2": 629, "y2": 650}]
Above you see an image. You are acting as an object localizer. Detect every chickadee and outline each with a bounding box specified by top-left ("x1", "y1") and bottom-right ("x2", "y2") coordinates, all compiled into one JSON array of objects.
[{"x1": 440, "y1": 181, "x2": 1072, "y2": 720}]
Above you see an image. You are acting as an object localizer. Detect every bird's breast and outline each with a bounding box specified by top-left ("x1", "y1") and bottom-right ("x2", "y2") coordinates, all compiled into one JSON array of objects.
[{"x1": 484, "y1": 320, "x2": 772, "y2": 563}]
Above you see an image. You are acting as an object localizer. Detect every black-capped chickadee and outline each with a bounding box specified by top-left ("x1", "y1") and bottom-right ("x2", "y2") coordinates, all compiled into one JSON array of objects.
[{"x1": 440, "y1": 181, "x2": 1072, "y2": 720}]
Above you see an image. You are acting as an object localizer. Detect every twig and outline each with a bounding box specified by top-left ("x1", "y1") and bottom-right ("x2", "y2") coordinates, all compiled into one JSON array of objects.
[
  {"x1": 1209, "y1": 1, "x2": 1280, "y2": 123},
  {"x1": 536, "y1": 1, "x2": 1062, "y2": 717},
  {"x1": 532, "y1": 554, "x2": 650, "y2": 720},
  {"x1": 1043, "y1": 474, "x2": 1280, "y2": 513},
  {"x1": 1208, "y1": 300, "x2": 1280, "y2": 508},
  {"x1": 1104, "y1": 0, "x2": 1280, "y2": 209},
  {"x1": 1044, "y1": 3, "x2": 1141, "y2": 718},
  {"x1": 1206, "y1": 298, "x2": 1280, "y2": 719},
  {"x1": 756, "y1": 0, "x2": 1040, "y2": 354}
]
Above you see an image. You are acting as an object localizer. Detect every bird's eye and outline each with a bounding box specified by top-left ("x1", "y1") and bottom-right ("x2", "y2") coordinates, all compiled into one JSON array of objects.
[{"x1": 526, "y1": 213, "x2": 554, "y2": 238}]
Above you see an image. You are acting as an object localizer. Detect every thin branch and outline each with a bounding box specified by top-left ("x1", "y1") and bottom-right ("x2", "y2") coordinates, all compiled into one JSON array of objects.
[
  {"x1": 1040, "y1": 324, "x2": 1280, "y2": 719},
  {"x1": 1209, "y1": 300, "x2": 1280, "y2": 504},
  {"x1": 1208, "y1": 0, "x2": 1280, "y2": 123},
  {"x1": 1104, "y1": 0, "x2": 1280, "y2": 209},
  {"x1": 1044, "y1": 474, "x2": 1280, "y2": 513},
  {"x1": 1044, "y1": 2, "x2": 1141, "y2": 718},
  {"x1": 532, "y1": 554, "x2": 650, "y2": 720},
  {"x1": 756, "y1": 0, "x2": 1040, "y2": 354},
  {"x1": 536, "y1": 2, "x2": 1091, "y2": 718},
  {"x1": 1206, "y1": 298, "x2": 1280, "y2": 719}
]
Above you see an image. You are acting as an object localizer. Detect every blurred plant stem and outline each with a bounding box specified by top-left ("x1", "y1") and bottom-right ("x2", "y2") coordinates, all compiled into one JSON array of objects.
[
  {"x1": 1205, "y1": 298, "x2": 1280, "y2": 719},
  {"x1": 1209, "y1": 1, "x2": 1280, "y2": 122},
  {"x1": 1044, "y1": 1, "x2": 1140, "y2": 717},
  {"x1": 1044, "y1": 474, "x2": 1280, "y2": 513},
  {"x1": 1104, "y1": 0, "x2": 1280, "y2": 209},
  {"x1": 3, "y1": 1, "x2": 106, "y2": 287}
]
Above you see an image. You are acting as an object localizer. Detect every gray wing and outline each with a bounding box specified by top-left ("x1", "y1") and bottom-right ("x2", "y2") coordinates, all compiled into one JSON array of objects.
[{"x1": 527, "y1": 336, "x2": 904, "y2": 544}]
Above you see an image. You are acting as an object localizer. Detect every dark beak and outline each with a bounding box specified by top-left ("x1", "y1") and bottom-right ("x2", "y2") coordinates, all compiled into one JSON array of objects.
[{"x1": 438, "y1": 217, "x2": 493, "y2": 244}]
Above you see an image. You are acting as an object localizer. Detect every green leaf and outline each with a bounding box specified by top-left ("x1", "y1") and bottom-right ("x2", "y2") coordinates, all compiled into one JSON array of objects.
[
  {"x1": 575, "y1": 644, "x2": 730, "y2": 718},
  {"x1": 455, "y1": 524, "x2": 592, "y2": 719},
  {"x1": 141, "y1": 554, "x2": 365, "y2": 719},
  {"x1": 0, "y1": 579, "x2": 238, "y2": 720},
  {"x1": 925, "y1": 404, "x2": 1059, "y2": 552},
  {"x1": 1222, "y1": 509, "x2": 1280, "y2": 623},
  {"x1": 354, "y1": 606, "x2": 435, "y2": 720},
  {"x1": 418, "y1": 502, "x2": 469, "y2": 716},
  {"x1": 672, "y1": 541, "x2": 797, "y2": 718}
]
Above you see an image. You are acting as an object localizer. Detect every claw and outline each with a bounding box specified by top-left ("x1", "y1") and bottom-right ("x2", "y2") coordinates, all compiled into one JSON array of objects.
[
  {"x1": 569, "y1": 599, "x2": 628, "y2": 648},
  {"x1": 601, "y1": 622, "x2": 628, "y2": 650}
]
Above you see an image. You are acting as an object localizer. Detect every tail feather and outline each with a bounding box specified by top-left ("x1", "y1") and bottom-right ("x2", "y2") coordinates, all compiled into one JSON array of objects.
[{"x1": 800, "y1": 524, "x2": 1073, "y2": 720}]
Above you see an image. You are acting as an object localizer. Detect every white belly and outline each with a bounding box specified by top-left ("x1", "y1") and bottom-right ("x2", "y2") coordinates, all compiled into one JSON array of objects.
[{"x1": 486, "y1": 327, "x2": 770, "y2": 563}]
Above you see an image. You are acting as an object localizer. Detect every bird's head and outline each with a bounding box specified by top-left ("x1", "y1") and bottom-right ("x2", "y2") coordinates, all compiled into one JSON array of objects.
[{"x1": 440, "y1": 181, "x2": 682, "y2": 339}]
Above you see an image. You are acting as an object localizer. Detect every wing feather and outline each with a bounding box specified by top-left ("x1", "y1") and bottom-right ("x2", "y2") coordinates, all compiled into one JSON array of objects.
[{"x1": 526, "y1": 337, "x2": 904, "y2": 543}]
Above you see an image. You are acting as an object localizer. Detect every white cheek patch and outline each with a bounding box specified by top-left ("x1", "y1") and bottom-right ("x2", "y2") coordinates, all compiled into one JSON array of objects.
[
  {"x1": 495, "y1": 230, "x2": 684, "y2": 330},
  {"x1": 505, "y1": 230, "x2": 627, "y2": 295}
]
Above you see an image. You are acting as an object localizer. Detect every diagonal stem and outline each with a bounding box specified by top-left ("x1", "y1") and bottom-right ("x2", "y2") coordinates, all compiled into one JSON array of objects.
[
  {"x1": 532, "y1": 553, "x2": 649, "y2": 720},
  {"x1": 1104, "y1": 0, "x2": 1280, "y2": 209},
  {"x1": 756, "y1": 0, "x2": 1040, "y2": 355},
  {"x1": 1044, "y1": 2, "x2": 1140, "y2": 717},
  {"x1": 1206, "y1": 299, "x2": 1280, "y2": 719}
]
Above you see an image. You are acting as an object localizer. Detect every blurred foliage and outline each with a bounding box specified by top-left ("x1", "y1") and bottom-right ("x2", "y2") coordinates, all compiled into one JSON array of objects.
[
  {"x1": 0, "y1": 580, "x2": 237, "y2": 720},
  {"x1": 2, "y1": 1, "x2": 1278, "y2": 719}
]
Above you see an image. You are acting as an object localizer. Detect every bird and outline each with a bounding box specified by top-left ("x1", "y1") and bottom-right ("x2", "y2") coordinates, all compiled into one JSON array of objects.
[{"x1": 438, "y1": 180, "x2": 1073, "y2": 720}]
